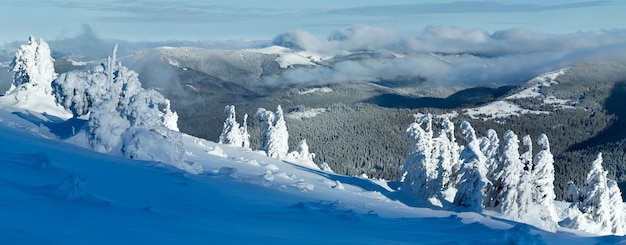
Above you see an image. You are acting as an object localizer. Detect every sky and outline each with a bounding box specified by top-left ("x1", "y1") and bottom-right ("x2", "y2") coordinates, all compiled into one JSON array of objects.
[{"x1": 1, "y1": 0, "x2": 624, "y2": 43}]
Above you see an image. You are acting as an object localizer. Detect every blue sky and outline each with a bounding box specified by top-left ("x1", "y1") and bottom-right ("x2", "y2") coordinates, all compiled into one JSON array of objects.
[{"x1": 0, "y1": 0, "x2": 624, "y2": 43}]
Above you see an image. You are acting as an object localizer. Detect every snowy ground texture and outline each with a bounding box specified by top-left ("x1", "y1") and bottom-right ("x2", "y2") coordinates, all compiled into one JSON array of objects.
[{"x1": 0, "y1": 108, "x2": 625, "y2": 244}]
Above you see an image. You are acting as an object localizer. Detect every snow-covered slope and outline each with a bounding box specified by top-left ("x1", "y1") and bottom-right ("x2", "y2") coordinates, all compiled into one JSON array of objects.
[
  {"x1": 463, "y1": 69, "x2": 575, "y2": 121},
  {"x1": 0, "y1": 105, "x2": 620, "y2": 244}
]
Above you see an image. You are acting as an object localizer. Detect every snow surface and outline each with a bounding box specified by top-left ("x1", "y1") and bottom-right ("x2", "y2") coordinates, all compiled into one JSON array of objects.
[{"x1": 0, "y1": 102, "x2": 621, "y2": 243}]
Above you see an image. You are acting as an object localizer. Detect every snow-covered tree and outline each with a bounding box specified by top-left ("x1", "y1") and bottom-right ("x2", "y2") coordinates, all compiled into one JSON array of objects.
[
  {"x1": 440, "y1": 117, "x2": 461, "y2": 190},
  {"x1": 606, "y1": 180, "x2": 626, "y2": 235},
  {"x1": 531, "y1": 134, "x2": 558, "y2": 224},
  {"x1": 401, "y1": 114, "x2": 437, "y2": 200},
  {"x1": 7, "y1": 36, "x2": 56, "y2": 95},
  {"x1": 288, "y1": 139, "x2": 315, "y2": 161},
  {"x1": 566, "y1": 181, "x2": 580, "y2": 203},
  {"x1": 565, "y1": 153, "x2": 626, "y2": 235},
  {"x1": 219, "y1": 105, "x2": 250, "y2": 147},
  {"x1": 497, "y1": 130, "x2": 524, "y2": 215},
  {"x1": 0, "y1": 36, "x2": 70, "y2": 118},
  {"x1": 255, "y1": 108, "x2": 274, "y2": 152},
  {"x1": 52, "y1": 45, "x2": 187, "y2": 168},
  {"x1": 453, "y1": 121, "x2": 488, "y2": 211},
  {"x1": 481, "y1": 129, "x2": 501, "y2": 208},
  {"x1": 240, "y1": 113, "x2": 250, "y2": 149},
  {"x1": 255, "y1": 105, "x2": 289, "y2": 158},
  {"x1": 124, "y1": 89, "x2": 179, "y2": 131},
  {"x1": 520, "y1": 135, "x2": 533, "y2": 171}
]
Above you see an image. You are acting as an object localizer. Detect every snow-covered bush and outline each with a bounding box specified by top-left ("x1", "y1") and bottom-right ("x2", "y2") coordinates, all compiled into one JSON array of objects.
[
  {"x1": 218, "y1": 105, "x2": 249, "y2": 148},
  {"x1": 255, "y1": 105, "x2": 289, "y2": 158}
]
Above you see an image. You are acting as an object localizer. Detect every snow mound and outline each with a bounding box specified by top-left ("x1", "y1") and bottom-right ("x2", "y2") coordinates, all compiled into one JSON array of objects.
[{"x1": 41, "y1": 174, "x2": 108, "y2": 204}]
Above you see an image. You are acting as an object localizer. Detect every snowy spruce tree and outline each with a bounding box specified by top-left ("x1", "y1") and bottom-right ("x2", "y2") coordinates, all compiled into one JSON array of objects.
[
  {"x1": 0, "y1": 36, "x2": 70, "y2": 118},
  {"x1": 218, "y1": 105, "x2": 249, "y2": 148},
  {"x1": 453, "y1": 121, "x2": 488, "y2": 211},
  {"x1": 255, "y1": 105, "x2": 289, "y2": 158},
  {"x1": 564, "y1": 153, "x2": 626, "y2": 235}
]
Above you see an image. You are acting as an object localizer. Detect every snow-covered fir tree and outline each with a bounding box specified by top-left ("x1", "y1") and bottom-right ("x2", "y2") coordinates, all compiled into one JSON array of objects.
[
  {"x1": 0, "y1": 36, "x2": 70, "y2": 118},
  {"x1": 255, "y1": 105, "x2": 289, "y2": 158},
  {"x1": 7, "y1": 36, "x2": 56, "y2": 95},
  {"x1": 433, "y1": 118, "x2": 457, "y2": 200},
  {"x1": 401, "y1": 113, "x2": 437, "y2": 201},
  {"x1": 564, "y1": 153, "x2": 626, "y2": 235},
  {"x1": 288, "y1": 139, "x2": 315, "y2": 162},
  {"x1": 440, "y1": 117, "x2": 461, "y2": 191},
  {"x1": 481, "y1": 129, "x2": 501, "y2": 208},
  {"x1": 516, "y1": 135, "x2": 535, "y2": 220},
  {"x1": 531, "y1": 134, "x2": 558, "y2": 224},
  {"x1": 453, "y1": 121, "x2": 488, "y2": 211},
  {"x1": 520, "y1": 135, "x2": 533, "y2": 171},
  {"x1": 496, "y1": 130, "x2": 524, "y2": 215},
  {"x1": 218, "y1": 105, "x2": 249, "y2": 148}
]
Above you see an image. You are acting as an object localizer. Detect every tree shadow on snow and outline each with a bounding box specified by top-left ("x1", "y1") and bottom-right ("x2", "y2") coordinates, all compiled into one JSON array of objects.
[
  {"x1": 12, "y1": 111, "x2": 87, "y2": 139},
  {"x1": 283, "y1": 161, "x2": 449, "y2": 210}
]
